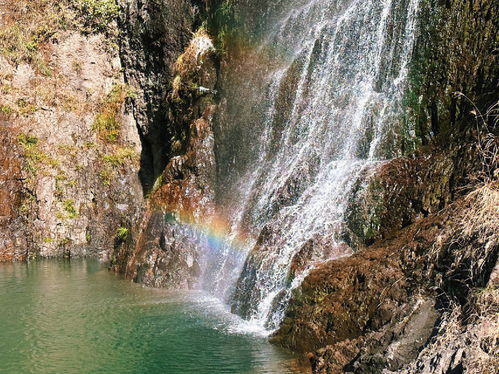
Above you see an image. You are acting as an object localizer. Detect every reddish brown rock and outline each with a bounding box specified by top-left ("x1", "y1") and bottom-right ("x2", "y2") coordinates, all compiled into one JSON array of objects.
[
  {"x1": 0, "y1": 121, "x2": 28, "y2": 261},
  {"x1": 272, "y1": 182, "x2": 498, "y2": 373}
]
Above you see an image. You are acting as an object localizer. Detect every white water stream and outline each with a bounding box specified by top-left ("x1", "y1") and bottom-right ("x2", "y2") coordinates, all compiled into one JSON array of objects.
[{"x1": 203, "y1": 0, "x2": 421, "y2": 333}]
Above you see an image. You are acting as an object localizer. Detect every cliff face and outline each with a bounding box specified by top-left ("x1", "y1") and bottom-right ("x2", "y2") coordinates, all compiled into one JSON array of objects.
[
  {"x1": 407, "y1": 0, "x2": 497, "y2": 143},
  {"x1": 0, "y1": 0, "x2": 143, "y2": 260},
  {"x1": 0, "y1": 1, "x2": 497, "y2": 372},
  {"x1": 110, "y1": 0, "x2": 219, "y2": 288},
  {"x1": 0, "y1": 121, "x2": 27, "y2": 260},
  {"x1": 118, "y1": 0, "x2": 204, "y2": 192},
  {"x1": 271, "y1": 0, "x2": 498, "y2": 372},
  {"x1": 0, "y1": 0, "x2": 220, "y2": 273},
  {"x1": 273, "y1": 163, "x2": 498, "y2": 373}
]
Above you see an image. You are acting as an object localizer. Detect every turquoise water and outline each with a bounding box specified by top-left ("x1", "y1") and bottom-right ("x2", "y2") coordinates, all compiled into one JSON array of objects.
[{"x1": 0, "y1": 259, "x2": 308, "y2": 374}]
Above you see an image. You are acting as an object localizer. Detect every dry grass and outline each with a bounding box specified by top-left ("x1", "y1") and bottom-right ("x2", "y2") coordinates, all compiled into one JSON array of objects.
[
  {"x1": 461, "y1": 182, "x2": 499, "y2": 239},
  {"x1": 401, "y1": 291, "x2": 498, "y2": 374},
  {"x1": 0, "y1": 0, "x2": 66, "y2": 71},
  {"x1": 174, "y1": 28, "x2": 214, "y2": 79},
  {"x1": 92, "y1": 83, "x2": 133, "y2": 143},
  {"x1": 0, "y1": 0, "x2": 119, "y2": 71},
  {"x1": 456, "y1": 182, "x2": 499, "y2": 283}
]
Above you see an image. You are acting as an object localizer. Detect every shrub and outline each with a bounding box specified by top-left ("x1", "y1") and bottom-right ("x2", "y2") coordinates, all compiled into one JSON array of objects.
[{"x1": 72, "y1": 0, "x2": 120, "y2": 34}]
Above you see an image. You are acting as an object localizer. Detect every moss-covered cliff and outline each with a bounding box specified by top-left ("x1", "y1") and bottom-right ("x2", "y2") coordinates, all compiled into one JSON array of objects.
[{"x1": 0, "y1": 0, "x2": 143, "y2": 260}]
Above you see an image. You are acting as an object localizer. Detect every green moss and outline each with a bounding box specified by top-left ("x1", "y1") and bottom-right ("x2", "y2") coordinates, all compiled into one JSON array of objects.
[
  {"x1": 16, "y1": 99, "x2": 38, "y2": 115},
  {"x1": 0, "y1": 104, "x2": 14, "y2": 116},
  {"x1": 17, "y1": 134, "x2": 51, "y2": 174},
  {"x1": 99, "y1": 168, "x2": 112, "y2": 186},
  {"x1": 63, "y1": 199, "x2": 79, "y2": 219},
  {"x1": 115, "y1": 227, "x2": 129, "y2": 242},
  {"x1": 93, "y1": 112, "x2": 120, "y2": 142},
  {"x1": 404, "y1": 0, "x2": 497, "y2": 144},
  {"x1": 101, "y1": 147, "x2": 137, "y2": 168},
  {"x1": 345, "y1": 177, "x2": 387, "y2": 247},
  {"x1": 66, "y1": 179, "x2": 78, "y2": 187},
  {"x1": 209, "y1": 0, "x2": 240, "y2": 52},
  {"x1": 43, "y1": 237, "x2": 54, "y2": 243},
  {"x1": 17, "y1": 134, "x2": 38, "y2": 148},
  {"x1": 92, "y1": 84, "x2": 135, "y2": 143},
  {"x1": 0, "y1": 1, "x2": 57, "y2": 75}
]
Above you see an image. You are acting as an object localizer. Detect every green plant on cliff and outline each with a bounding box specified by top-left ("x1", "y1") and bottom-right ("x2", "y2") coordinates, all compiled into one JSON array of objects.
[
  {"x1": 72, "y1": 0, "x2": 119, "y2": 34},
  {"x1": 63, "y1": 199, "x2": 79, "y2": 219},
  {"x1": 18, "y1": 133, "x2": 42, "y2": 173},
  {"x1": 93, "y1": 83, "x2": 135, "y2": 143},
  {"x1": 93, "y1": 112, "x2": 120, "y2": 142},
  {"x1": 0, "y1": 1, "x2": 63, "y2": 74},
  {"x1": 98, "y1": 168, "x2": 112, "y2": 186},
  {"x1": 115, "y1": 227, "x2": 129, "y2": 243},
  {"x1": 209, "y1": 0, "x2": 240, "y2": 52},
  {"x1": 0, "y1": 0, "x2": 120, "y2": 74},
  {"x1": 101, "y1": 147, "x2": 137, "y2": 168}
]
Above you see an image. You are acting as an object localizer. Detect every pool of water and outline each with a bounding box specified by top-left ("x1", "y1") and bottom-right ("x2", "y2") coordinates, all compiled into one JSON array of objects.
[{"x1": 0, "y1": 259, "x2": 309, "y2": 374}]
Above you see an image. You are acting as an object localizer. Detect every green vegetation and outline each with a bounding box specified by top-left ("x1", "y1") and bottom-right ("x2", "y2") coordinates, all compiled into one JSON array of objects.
[
  {"x1": 92, "y1": 84, "x2": 135, "y2": 143},
  {"x1": 72, "y1": 0, "x2": 120, "y2": 34},
  {"x1": 98, "y1": 146, "x2": 138, "y2": 185},
  {"x1": 115, "y1": 227, "x2": 129, "y2": 242},
  {"x1": 93, "y1": 112, "x2": 121, "y2": 142},
  {"x1": 16, "y1": 98, "x2": 38, "y2": 115},
  {"x1": 43, "y1": 237, "x2": 54, "y2": 243},
  {"x1": 0, "y1": 0, "x2": 62, "y2": 73},
  {"x1": 101, "y1": 147, "x2": 137, "y2": 168},
  {"x1": 0, "y1": 104, "x2": 14, "y2": 116},
  {"x1": 63, "y1": 199, "x2": 79, "y2": 219},
  {"x1": 17, "y1": 133, "x2": 55, "y2": 174},
  {"x1": 209, "y1": 0, "x2": 240, "y2": 52},
  {"x1": 99, "y1": 168, "x2": 113, "y2": 186},
  {"x1": 17, "y1": 134, "x2": 38, "y2": 148},
  {"x1": 0, "y1": 23, "x2": 51, "y2": 72},
  {"x1": 0, "y1": 0, "x2": 119, "y2": 74}
]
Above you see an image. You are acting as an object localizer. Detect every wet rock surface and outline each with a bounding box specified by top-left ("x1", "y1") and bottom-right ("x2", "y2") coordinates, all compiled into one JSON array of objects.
[
  {"x1": 345, "y1": 141, "x2": 479, "y2": 249},
  {"x1": 273, "y1": 180, "x2": 498, "y2": 373}
]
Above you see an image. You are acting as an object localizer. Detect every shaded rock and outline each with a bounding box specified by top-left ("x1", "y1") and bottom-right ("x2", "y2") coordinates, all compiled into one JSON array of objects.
[
  {"x1": 118, "y1": 0, "x2": 205, "y2": 192},
  {"x1": 0, "y1": 121, "x2": 29, "y2": 260},
  {"x1": 112, "y1": 22, "x2": 219, "y2": 288}
]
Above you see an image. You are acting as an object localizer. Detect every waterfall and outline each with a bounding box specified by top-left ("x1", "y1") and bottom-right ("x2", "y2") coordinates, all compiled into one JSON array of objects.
[{"x1": 202, "y1": 0, "x2": 421, "y2": 333}]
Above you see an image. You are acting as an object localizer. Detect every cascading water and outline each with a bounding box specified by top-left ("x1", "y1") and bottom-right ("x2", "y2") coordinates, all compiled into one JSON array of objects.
[{"x1": 202, "y1": 0, "x2": 421, "y2": 333}]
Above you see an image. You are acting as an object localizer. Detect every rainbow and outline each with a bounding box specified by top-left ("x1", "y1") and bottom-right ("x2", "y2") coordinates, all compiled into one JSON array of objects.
[{"x1": 162, "y1": 208, "x2": 255, "y2": 255}]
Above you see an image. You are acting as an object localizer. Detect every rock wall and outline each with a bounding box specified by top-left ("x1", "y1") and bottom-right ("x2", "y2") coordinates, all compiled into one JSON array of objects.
[
  {"x1": 0, "y1": 120, "x2": 28, "y2": 260},
  {"x1": 273, "y1": 179, "x2": 498, "y2": 373},
  {"x1": 271, "y1": 0, "x2": 498, "y2": 371},
  {"x1": 111, "y1": 0, "x2": 220, "y2": 288},
  {"x1": 0, "y1": 0, "x2": 143, "y2": 260},
  {"x1": 407, "y1": 0, "x2": 498, "y2": 143},
  {"x1": 118, "y1": 0, "x2": 205, "y2": 192}
]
